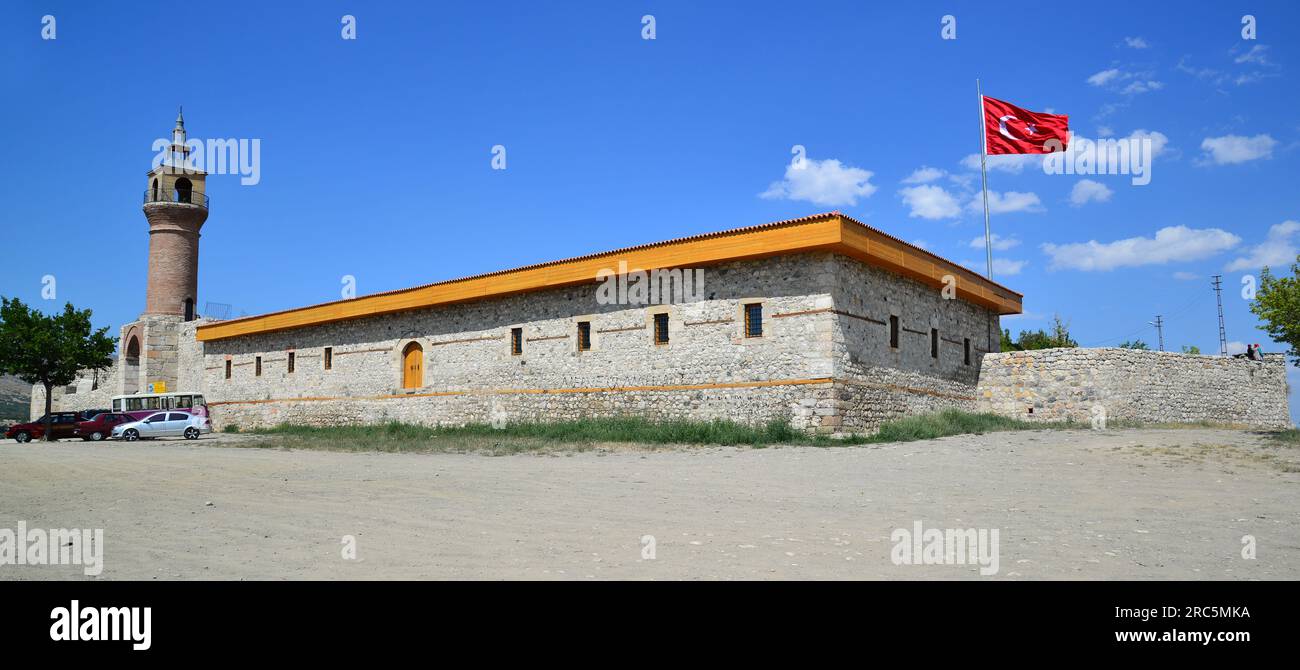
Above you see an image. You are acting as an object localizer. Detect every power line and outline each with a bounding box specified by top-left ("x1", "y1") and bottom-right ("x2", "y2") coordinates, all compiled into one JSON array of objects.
[
  {"x1": 1212, "y1": 275, "x2": 1228, "y2": 356},
  {"x1": 1148, "y1": 315, "x2": 1164, "y2": 351},
  {"x1": 1080, "y1": 294, "x2": 1209, "y2": 348}
]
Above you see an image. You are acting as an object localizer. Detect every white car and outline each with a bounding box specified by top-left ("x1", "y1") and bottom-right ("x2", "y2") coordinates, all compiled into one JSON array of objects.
[{"x1": 112, "y1": 412, "x2": 212, "y2": 441}]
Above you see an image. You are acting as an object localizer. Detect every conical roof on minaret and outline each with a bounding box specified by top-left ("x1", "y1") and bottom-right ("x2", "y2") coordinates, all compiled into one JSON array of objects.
[{"x1": 147, "y1": 107, "x2": 206, "y2": 176}]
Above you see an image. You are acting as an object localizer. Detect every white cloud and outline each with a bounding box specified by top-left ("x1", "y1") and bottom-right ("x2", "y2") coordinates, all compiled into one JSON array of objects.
[
  {"x1": 911, "y1": 239, "x2": 929, "y2": 250},
  {"x1": 1042, "y1": 226, "x2": 1241, "y2": 271},
  {"x1": 947, "y1": 172, "x2": 975, "y2": 189},
  {"x1": 1086, "y1": 67, "x2": 1162, "y2": 95},
  {"x1": 1177, "y1": 56, "x2": 1222, "y2": 82},
  {"x1": 902, "y1": 166, "x2": 946, "y2": 184},
  {"x1": 960, "y1": 153, "x2": 1039, "y2": 174},
  {"x1": 1172, "y1": 271, "x2": 1200, "y2": 281},
  {"x1": 1121, "y1": 80, "x2": 1163, "y2": 95},
  {"x1": 760, "y1": 158, "x2": 877, "y2": 206},
  {"x1": 1225, "y1": 221, "x2": 1300, "y2": 272},
  {"x1": 1097, "y1": 126, "x2": 1114, "y2": 138},
  {"x1": 899, "y1": 184, "x2": 963, "y2": 220},
  {"x1": 1126, "y1": 129, "x2": 1170, "y2": 157},
  {"x1": 1087, "y1": 68, "x2": 1122, "y2": 86},
  {"x1": 1124, "y1": 36, "x2": 1149, "y2": 49},
  {"x1": 1096, "y1": 101, "x2": 1128, "y2": 119},
  {"x1": 1069, "y1": 179, "x2": 1113, "y2": 207},
  {"x1": 961, "y1": 258, "x2": 1027, "y2": 276},
  {"x1": 1199, "y1": 134, "x2": 1277, "y2": 165},
  {"x1": 972, "y1": 191, "x2": 1043, "y2": 215},
  {"x1": 1233, "y1": 71, "x2": 1276, "y2": 86},
  {"x1": 1235, "y1": 44, "x2": 1270, "y2": 65},
  {"x1": 1226, "y1": 341, "x2": 1247, "y2": 355},
  {"x1": 969, "y1": 233, "x2": 1021, "y2": 251}
]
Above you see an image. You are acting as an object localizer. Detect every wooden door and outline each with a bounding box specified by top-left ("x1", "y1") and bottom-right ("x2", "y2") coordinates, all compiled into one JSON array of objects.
[{"x1": 402, "y1": 342, "x2": 423, "y2": 389}]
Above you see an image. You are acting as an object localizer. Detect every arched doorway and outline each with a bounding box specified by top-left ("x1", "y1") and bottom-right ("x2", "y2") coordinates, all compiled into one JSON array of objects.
[
  {"x1": 124, "y1": 335, "x2": 141, "y2": 394},
  {"x1": 175, "y1": 177, "x2": 192, "y2": 203},
  {"x1": 184, "y1": 298, "x2": 194, "y2": 322},
  {"x1": 402, "y1": 342, "x2": 423, "y2": 389},
  {"x1": 151, "y1": 178, "x2": 159, "y2": 201}
]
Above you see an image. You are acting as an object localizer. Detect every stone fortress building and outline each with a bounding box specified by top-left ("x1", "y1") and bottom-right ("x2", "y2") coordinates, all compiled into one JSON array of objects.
[{"x1": 33, "y1": 115, "x2": 1292, "y2": 433}]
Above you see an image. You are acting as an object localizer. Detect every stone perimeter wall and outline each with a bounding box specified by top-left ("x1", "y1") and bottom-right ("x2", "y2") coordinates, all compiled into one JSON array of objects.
[{"x1": 976, "y1": 348, "x2": 1292, "y2": 429}]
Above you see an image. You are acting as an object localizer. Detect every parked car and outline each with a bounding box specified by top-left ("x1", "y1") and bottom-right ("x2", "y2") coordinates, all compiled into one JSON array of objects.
[
  {"x1": 5, "y1": 412, "x2": 82, "y2": 442},
  {"x1": 74, "y1": 412, "x2": 137, "y2": 442},
  {"x1": 77, "y1": 408, "x2": 112, "y2": 421},
  {"x1": 112, "y1": 412, "x2": 212, "y2": 441}
]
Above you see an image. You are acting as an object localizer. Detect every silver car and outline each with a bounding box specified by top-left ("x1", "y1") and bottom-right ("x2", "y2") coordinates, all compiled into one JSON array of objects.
[{"x1": 112, "y1": 412, "x2": 212, "y2": 441}]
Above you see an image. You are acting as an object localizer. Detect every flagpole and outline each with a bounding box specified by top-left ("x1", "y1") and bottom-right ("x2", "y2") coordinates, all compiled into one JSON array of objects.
[{"x1": 976, "y1": 79, "x2": 993, "y2": 281}]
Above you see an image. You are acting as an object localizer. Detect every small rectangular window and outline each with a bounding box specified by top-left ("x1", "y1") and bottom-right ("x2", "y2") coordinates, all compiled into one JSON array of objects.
[
  {"x1": 930, "y1": 329, "x2": 939, "y2": 359},
  {"x1": 225, "y1": 360, "x2": 232, "y2": 379},
  {"x1": 288, "y1": 351, "x2": 295, "y2": 373},
  {"x1": 255, "y1": 356, "x2": 262, "y2": 376},
  {"x1": 889, "y1": 316, "x2": 900, "y2": 348},
  {"x1": 511, "y1": 328, "x2": 523, "y2": 356},
  {"x1": 577, "y1": 322, "x2": 591, "y2": 351},
  {"x1": 654, "y1": 313, "x2": 670, "y2": 345},
  {"x1": 964, "y1": 338, "x2": 971, "y2": 366},
  {"x1": 744, "y1": 303, "x2": 763, "y2": 338},
  {"x1": 65, "y1": 385, "x2": 77, "y2": 394},
  {"x1": 324, "y1": 347, "x2": 333, "y2": 370}
]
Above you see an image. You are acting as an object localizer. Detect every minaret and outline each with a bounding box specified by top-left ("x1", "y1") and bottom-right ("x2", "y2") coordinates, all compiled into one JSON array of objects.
[{"x1": 142, "y1": 108, "x2": 208, "y2": 320}]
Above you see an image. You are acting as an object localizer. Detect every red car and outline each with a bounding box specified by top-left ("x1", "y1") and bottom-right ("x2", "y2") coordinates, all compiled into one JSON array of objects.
[
  {"x1": 5, "y1": 412, "x2": 82, "y2": 443},
  {"x1": 74, "y1": 412, "x2": 137, "y2": 442}
]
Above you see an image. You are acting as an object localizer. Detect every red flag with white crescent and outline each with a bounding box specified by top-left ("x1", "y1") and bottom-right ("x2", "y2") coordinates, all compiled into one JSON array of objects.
[{"x1": 982, "y1": 96, "x2": 1069, "y2": 155}]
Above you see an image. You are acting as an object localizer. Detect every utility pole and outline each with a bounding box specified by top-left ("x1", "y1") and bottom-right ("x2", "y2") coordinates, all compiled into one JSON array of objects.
[
  {"x1": 1149, "y1": 315, "x2": 1165, "y2": 352},
  {"x1": 1212, "y1": 275, "x2": 1228, "y2": 356}
]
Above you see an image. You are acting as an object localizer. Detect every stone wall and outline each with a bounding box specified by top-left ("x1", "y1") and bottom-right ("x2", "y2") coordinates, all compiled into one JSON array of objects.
[
  {"x1": 29, "y1": 317, "x2": 212, "y2": 421},
  {"x1": 976, "y1": 348, "x2": 1292, "y2": 429},
  {"x1": 177, "y1": 318, "x2": 209, "y2": 395},
  {"x1": 30, "y1": 359, "x2": 121, "y2": 420},
  {"x1": 829, "y1": 254, "x2": 999, "y2": 432},
  {"x1": 198, "y1": 252, "x2": 999, "y2": 434},
  {"x1": 203, "y1": 253, "x2": 840, "y2": 430}
]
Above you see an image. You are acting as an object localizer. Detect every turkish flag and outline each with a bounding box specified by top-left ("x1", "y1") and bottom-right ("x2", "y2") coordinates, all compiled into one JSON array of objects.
[{"x1": 983, "y1": 96, "x2": 1069, "y2": 155}]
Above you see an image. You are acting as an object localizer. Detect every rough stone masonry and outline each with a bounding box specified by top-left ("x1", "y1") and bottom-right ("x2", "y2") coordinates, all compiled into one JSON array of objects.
[{"x1": 976, "y1": 348, "x2": 1291, "y2": 429}]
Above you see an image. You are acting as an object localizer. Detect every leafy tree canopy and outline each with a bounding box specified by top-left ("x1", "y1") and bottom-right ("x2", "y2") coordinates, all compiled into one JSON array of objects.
[
  {"x1": 0, "y1": 297, "x2": 116, "y2": 440},
  {"x1": 1000, "y1": 314, "x2": 1078, "y2": 352},
  {"x1": 1251, "y1": 259, "x2": 1300, "y2": 366}
]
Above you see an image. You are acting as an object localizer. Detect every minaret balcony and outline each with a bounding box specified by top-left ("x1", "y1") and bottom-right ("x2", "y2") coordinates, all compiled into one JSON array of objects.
[{"x1": 143, "y1": 189, "x2": 209, "y2": 209}]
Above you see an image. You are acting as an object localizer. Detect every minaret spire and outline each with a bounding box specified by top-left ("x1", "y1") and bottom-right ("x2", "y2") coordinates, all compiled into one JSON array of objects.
[{"x1": 170, "y1": 107, "x2": 189, "y2": 163}]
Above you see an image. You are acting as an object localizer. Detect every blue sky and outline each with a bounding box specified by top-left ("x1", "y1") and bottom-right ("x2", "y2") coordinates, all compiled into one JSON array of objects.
[{"x1": 2, "y1": 1, "x2": 1299, "y2": 418}]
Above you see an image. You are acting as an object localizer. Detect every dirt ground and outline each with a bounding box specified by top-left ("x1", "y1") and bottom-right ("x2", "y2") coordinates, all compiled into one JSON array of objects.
[{"x1": 1, "y1": 427, "x2": 1297, "y2": 580}]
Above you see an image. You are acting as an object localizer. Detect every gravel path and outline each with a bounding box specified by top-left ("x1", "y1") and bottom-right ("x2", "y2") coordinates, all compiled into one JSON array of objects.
[{"x1": 1, "y1": 428, "x2": 1296, "y2": 580}]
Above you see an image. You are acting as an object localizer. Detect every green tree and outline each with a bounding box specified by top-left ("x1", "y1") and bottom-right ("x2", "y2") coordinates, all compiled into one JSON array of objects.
[
  {"x1": 1118, "y1": 340, "x2": 1150, "y2": 350},
  {"x1": 0, "y1": 298, "x2": 116, "y2": 441},
  {"x1": 1003, "y1": 314, "x2": 1078, "y2": 351},
  {"x1": 1180, "y1": 345, "x2": 1201, "y2": 355},
  {"x1": 1000, "y1": 328, "x2": 1016, "y2": 352},
  {"x1": 1251, "y1": 258, "x2": 1300, "y2": 365}
]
